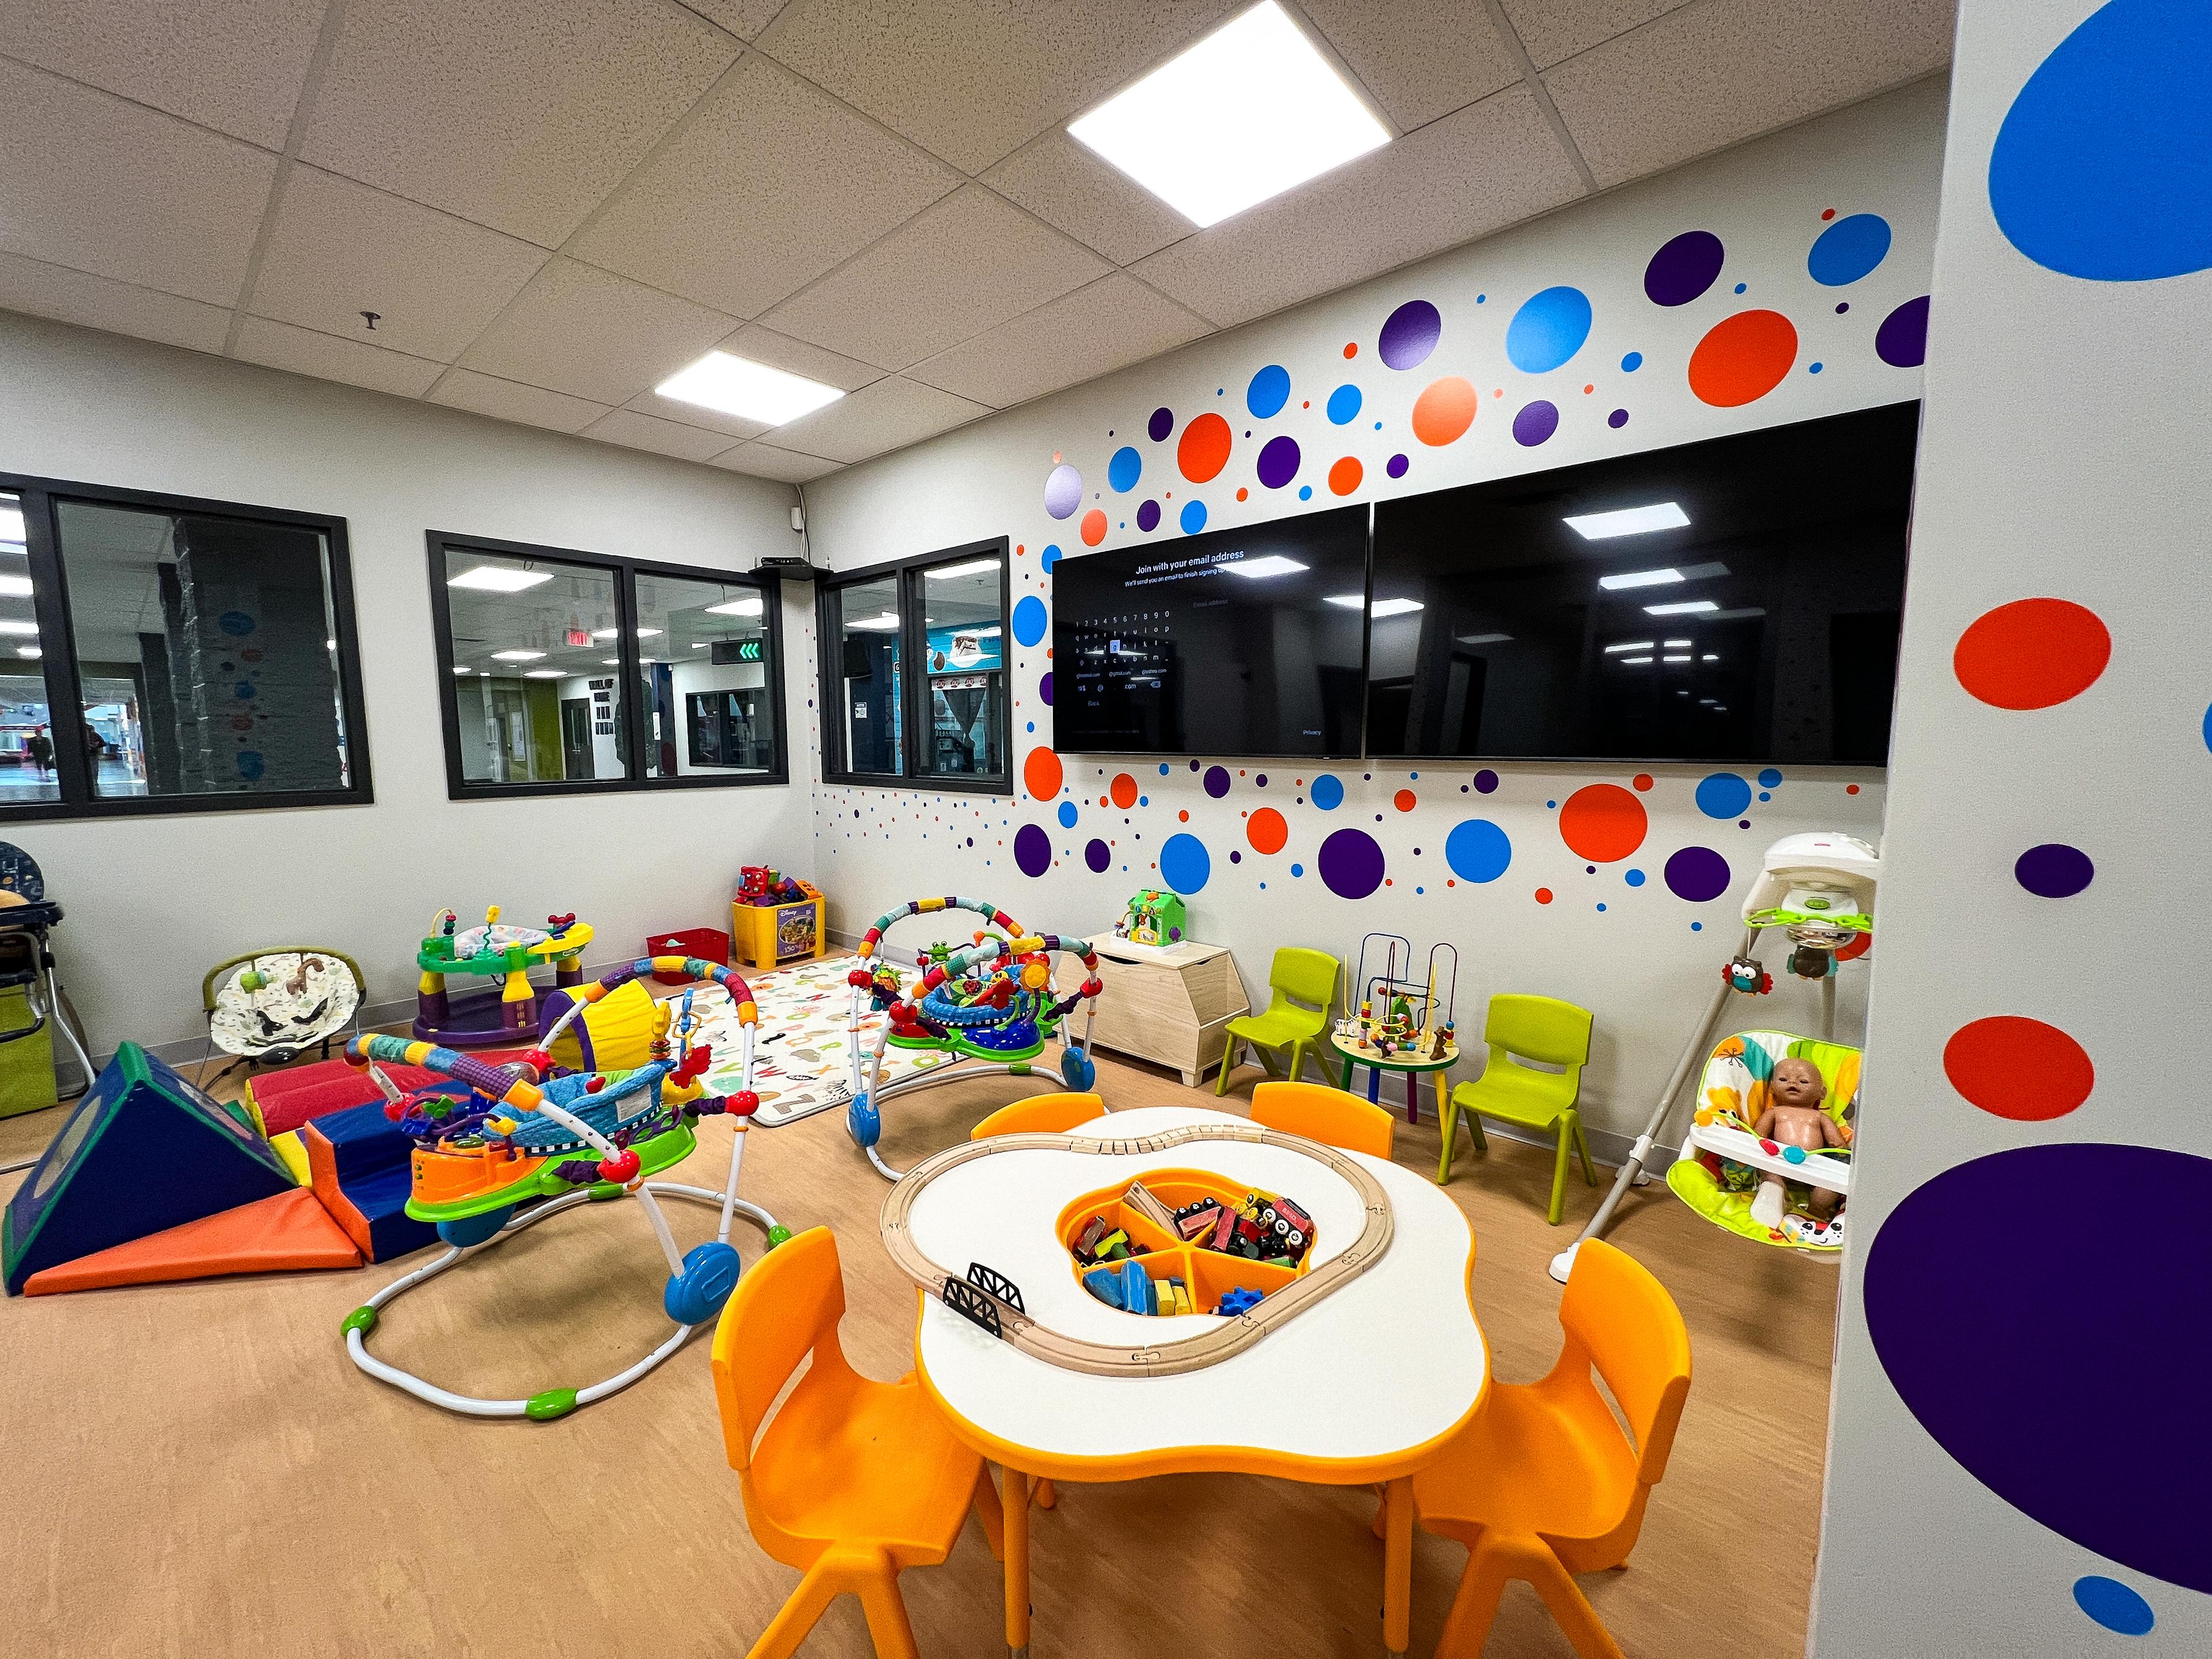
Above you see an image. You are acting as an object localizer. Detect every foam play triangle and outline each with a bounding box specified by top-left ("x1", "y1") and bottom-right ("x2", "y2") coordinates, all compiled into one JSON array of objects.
[
  {"x1": 22, "y1": 1187, "x2": 359, "y2": 1294},
  {"x1": 3, "y1": 1041, "x2": 296, "y2": 1295}
]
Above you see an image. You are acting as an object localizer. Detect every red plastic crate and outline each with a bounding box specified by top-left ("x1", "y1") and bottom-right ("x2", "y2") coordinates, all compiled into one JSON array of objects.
[{"x1": 646, "y1": 927, "x2": 732, "y2": 983}]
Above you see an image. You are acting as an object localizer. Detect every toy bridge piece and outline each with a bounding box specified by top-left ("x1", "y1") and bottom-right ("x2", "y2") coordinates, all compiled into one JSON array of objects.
[{"x1": 877, "y1": 1123, "x2": 1395, "y2": 1378}]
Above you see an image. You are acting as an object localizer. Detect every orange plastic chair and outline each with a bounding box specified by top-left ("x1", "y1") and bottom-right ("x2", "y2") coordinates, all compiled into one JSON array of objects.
[
  {"x1": 969, "y1": 1091, "x2": 1105, "y2": 1139},
  {"x1": 710, "y1": 1228, "x2": 1006, "y2": 1659},
  {"x1": 1410, "y1": 1239, "x2": 1692, "y2": 1658},
  {"x1": 1249, "y1": 1080, "x2": 1395, "y2": 1160}
]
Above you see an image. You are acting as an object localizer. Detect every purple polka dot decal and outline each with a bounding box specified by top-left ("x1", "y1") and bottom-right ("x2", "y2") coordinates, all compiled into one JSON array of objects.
[
  {"x1": 1256, "y1": 434, "x2": 1301, "y2": 489},
  {"x1": 1645, "y1": 230, "x2": 1725, "y2": 306},
  {"x1": 1377, "y1": 300, "x2": 1441, "y2": 370},
  {"x1": 1202, "y1": 764, "x2": 1232, "y2": 798},
  {"x1": 1318, "y1": 828, "x2": 1385, "y2": 899},
  {"x1": 1664, "y1": 845, "x2": 1730, "y2": 902},
  {"x1": 1043, "y1": 463, "x2": 1082, "y2": 520},
  {"x1": 1473, "y1": 768, "x2": 1498, "y2": 794},
  {"x1": 1385, "y1": 453, "x2": 1408, "y2": 479},
  {"x1": 2015, "y1": 842, "x2": 2092, "y2": 897},
  {"x1": 1039, "y1": 670, "x2": 1054, "y2": 706},
  {"x1": 1084, "y1": 838, "x2": 1112, "y2": 873},
  {"x1": 1014, "y1": 823, "x2": 1052, "y2": 877},
  {"x1": 1876, "y1": 294, "x2": 1930, "y2": 367},
  {"x1": 1136, "y1": 498, "x2": 1161, "y2": 532},
  {"x1": 1608, "y1": 408, "x2": 1630, "y2": 428},
  {"x1": 1512, "y1": 400, "x2": 1559, "y2": 446},
  {"x1": 1147, "y1": 406, "x2": 1174, "y2": 442},
  {"x1": 1866, "y1": 1143, "x2": 2212, "y2": 1596}
]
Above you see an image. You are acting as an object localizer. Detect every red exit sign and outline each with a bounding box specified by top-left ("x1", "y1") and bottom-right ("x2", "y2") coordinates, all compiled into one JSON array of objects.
[{"x1": 567, "y1": 629, "x2": 592, "y2": 646}]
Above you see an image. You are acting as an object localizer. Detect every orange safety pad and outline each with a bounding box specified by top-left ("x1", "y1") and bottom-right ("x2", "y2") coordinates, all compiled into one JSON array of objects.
[{"x1": 22, "y1": 1188, "x2": 360, "y2": 1294}]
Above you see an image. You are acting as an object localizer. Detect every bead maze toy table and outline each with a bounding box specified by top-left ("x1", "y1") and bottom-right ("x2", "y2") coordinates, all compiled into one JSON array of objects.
[
  {"x1": 892, "y1": 1104, "x2": 1486, "y2": 1657},
  {"x1": 1328, "y1": 1032, "x2": 1461, "y2": 1126}
]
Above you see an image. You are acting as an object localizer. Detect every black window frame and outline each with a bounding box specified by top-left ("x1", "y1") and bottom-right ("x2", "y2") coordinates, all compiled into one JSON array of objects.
[
  {"x1": 426, "y1": 529, "x2": 788, "y2": 801},
  {"x1": 817, "y1": 535, "x2": 1013, "y2": 797},
  {"x1": 0, "y1": 471, "x2": 373, "y2": 823}
]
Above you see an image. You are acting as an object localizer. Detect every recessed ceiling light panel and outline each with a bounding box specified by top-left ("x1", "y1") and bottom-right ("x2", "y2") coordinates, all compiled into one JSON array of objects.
[
  {"x1": 449, "y1": 565, "x2": 553, "y2": 592},
  {"x1": 1225, "y1": 555, "x2": 1309, "y2": 579},
  {"x1": 656, "y1": 351, "x2": 844, "y2": 426},
  {"x1": 1564, "y1": 502, "x2": 1691, "y2": 540}
]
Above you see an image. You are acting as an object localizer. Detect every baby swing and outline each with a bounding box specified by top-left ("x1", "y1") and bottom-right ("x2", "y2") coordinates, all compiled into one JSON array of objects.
[{"x1": 1549, "y1": 832, "x2": 1877, "y2": 1282}]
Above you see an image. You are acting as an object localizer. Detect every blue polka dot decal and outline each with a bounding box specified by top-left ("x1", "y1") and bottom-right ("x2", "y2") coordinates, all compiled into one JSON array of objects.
[
  {"x1": 1505, "y1": 286, "x2": 1592, "y2": 373},
  {"x1": 1010, "y1": 594, "x2": 1048, "y2": 647},
  {"x1": 1444, "y1": 819, "x2": 1512, "y2": 883},
  {"x1": 1807, "y1": 213, "x2": 1891, "y2": 285},
  {"x1": 1309, "y1": 773, "x2": 1344, "y2": 810},
  {"x1": 1246, "y1": 364, "x2": 1291, "y2": 418},
  {"x1": 1326, "y1": 384, "x2": 1362, "y2": 424},
  {"x1": 1695, "y1": 772, "x2": 1753, "y2": 819},
  {"x1": 1158, "y1": 832, "x2": 1211, "y2": 895},
  {"x1": 1107, "y1": 445, "x2": 1142, "y2": 491}
]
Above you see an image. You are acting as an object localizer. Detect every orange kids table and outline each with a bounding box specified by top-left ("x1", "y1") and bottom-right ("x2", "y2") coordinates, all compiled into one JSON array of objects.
[{"x1": 902, "y1": 1103, "x2": 1488, "y2": 1656}]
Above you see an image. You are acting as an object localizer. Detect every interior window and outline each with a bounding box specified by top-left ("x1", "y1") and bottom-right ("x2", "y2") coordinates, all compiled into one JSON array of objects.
[
  {"x1": 440, "y1": 547, "x2": 625, "y2": 787},
  {"x1": 633, "y1": 570, "x2": 777, "y2": 778},
  {"x1": 918, "y1": 552, "x2": 1005, "y2": 782},
  {"x1": 835, "y1": 574, "x2": 903, "y2": 777}
]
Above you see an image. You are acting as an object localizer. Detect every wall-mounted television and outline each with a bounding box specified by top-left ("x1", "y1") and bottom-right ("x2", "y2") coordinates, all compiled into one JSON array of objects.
[
  {"x1": 1054, "y1": 504, "x2": 1369, "y2": 757},
  {"x1": 1366, "y1": 402, "x2": 1915, "y2": 765}
]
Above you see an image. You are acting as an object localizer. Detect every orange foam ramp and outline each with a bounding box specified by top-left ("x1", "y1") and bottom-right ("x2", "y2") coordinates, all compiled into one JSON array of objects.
[{"x1": 22, "y1": 1187, "x2": 361, "y2": 1295}]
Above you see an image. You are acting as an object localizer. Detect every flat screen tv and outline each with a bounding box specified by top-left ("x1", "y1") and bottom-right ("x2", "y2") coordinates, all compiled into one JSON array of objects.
[
  {"x1": 1054, "y1": 504, "x2": 1369, "y2": 757},
  {"x1": 1366, "y1": 401, "x2": 1916, "y2": 766}
]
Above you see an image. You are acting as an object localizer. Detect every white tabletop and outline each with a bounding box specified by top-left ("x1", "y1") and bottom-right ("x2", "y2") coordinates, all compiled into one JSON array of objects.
[{"x1": 910, "y1": 1105, "x2": 1487, "y2": 1482}]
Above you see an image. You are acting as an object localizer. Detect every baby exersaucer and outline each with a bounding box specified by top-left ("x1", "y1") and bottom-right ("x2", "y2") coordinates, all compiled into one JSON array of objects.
[{"x1": 1665, "y1": 1030, "x2": 1859, "y2": 1252}]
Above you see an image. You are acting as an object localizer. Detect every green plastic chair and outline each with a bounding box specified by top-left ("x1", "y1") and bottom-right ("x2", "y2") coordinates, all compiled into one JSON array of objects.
[
  {"x1": 1215, "y1": 947, "x2": 1340, "y2": 1096},
  {"x1": 1439, "y1": 994, "x2": 1597, "y2": 1224}
]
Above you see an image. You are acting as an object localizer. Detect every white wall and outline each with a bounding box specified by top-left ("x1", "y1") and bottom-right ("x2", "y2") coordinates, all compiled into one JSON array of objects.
[
  {"x1": 1813, "y1": 3, "x2": 2211, "y2": 1650},
  {"x1": 0, "y1": 311, "x2": 814, "y2": 1056},
  {"x1": 800, "y1": 79, "x2": 1946, "y2": 1148}
]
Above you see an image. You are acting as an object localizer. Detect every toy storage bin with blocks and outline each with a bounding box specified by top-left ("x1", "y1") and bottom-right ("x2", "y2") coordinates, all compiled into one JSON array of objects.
[
  {"x1": 1058, "y1": 1170, "x2": 1310, "y2": 1315},
  {"x1": 729, "y1": 894, "x2": 825, "y2": 971}
]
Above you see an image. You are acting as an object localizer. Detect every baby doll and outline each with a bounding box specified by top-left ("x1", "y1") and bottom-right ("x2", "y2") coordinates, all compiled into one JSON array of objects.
[{"x1": 1749, "y1": 1057, "x2": 1851, "y2": 1228}]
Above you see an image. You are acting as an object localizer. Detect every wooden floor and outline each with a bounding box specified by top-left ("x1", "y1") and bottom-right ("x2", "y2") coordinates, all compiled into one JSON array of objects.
[{"x1": 0, "y1": 1036, "x2": 1835, "y2": 1659}]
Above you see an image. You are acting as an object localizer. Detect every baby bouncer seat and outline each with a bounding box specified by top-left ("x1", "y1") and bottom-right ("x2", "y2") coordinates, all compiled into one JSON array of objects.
[{"x1": 1666, "y1": 1031, "x2": 1859, "y2": 1252}]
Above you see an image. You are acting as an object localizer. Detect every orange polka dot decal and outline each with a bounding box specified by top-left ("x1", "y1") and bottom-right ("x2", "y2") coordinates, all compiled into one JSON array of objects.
[
  {"x1": 1411, "y1": 376, "x2": 1478, "y2": 446},
  {"x1": 1022, "y1": 747, "x2": 1062, "y2": 801},
  {"x1": 1109, "y1": 772, "x2": 1138, "y2": 809},
  {"x1": 1245, "y1": 808, "x2": 1288, "y2": 854},
  {"x1": 1392, "y1": 789, "x2": 1416, "y2": 812},
  {"x1": 1558, "y1": 783, "x2": 1647, "y2": 862},
  {"x1": 1688, "y1": 309, "x2": 1797, "y2": 407},
  {"x1": 1943, "y1": 1016, "x2": 2093, "y2": 1120},
  {"x1": 1177, "y1": 412, "x2": 1232, "y2": 482},
  {"x1": 1328, "y1": 456, "x2": 1363, "y2": 495},
  {"x1": 1080, "y1": 509, "x2": 1107, "y2": 547},
  {"x1": 1953, "y1": 597, "x2": 2111, "y2": 709}
]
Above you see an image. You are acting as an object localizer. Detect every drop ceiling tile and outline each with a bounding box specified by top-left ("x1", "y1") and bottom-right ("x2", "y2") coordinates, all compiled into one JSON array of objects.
[
  {"x1": 756, "y1": 0, "x2": 1240, "y2": 173},
  {"x1": 981, "y1": 129, "x2": 1194, "y2": 267},
  {"x1": 582, "y1": 408, "x2": 744, "y2": 463},
  {"x1": 759, "y1": 186, "x2": 1109, "y2": 372},
  {"x1": 709, "y1": 442, "x2": 843, "y2": 483},
  {"x1": 908, "y1": 274, "x2": 1211, "y2": 410},
  {"x1": 0, "y1": 61, "x2": 276, "y2": 306},
  {"x1": 675, "y1": 0, "x2": 786, "y2": 40},
  {"x1": 248, "y1": 165, "x2": 550, "y2": 362},
  {"x1": 300, "y1": 0, "x2": 740, "y2": 246},
  {"x1": 621, "y1": 387, "x2": 773, "y2": 442},
  {"x1": 1132, "y1": 86, "x2": 1584, "y2": 329},
  {"x1": 765, "y1": 376, "x2": 987, "y2": 465},
  {"x1": 0, "y1": 0, "x2": 326, "y2": 150},
  {"x1": 0, "y1": 251, "x2": 232, "y2": 354},
  {"x1": 1543, "y1": 0, "x2": 1955, "y2": 188},
  {"x1": 568, "y1": 55, "x2": 959, "y2": 317},
  {"x1": 1497, "y1": 1, "x2": 1697, "y2": 69},
  {"x1": 1300, "y1": 0, "x2": 1520, "y2": 130},
  {"x1": 713, "y1": 324, "x2": 885, "y2": 393},
  {"x1": 232, "y1": 316, "x2": 444, "y2": 397},
  {"x1": 459, "y1": 258, "x2": 737, "y2": 406},
  {"x1": 427, "y1": 368, "x2": 611, "y2": 434}
]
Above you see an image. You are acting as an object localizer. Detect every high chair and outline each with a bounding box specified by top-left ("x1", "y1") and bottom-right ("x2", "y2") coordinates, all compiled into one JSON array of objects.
[
  {"x1": 1440, "y1": 994, "x2": 1597, "y2": 1224},
  {"x1": 1410, "y1": 1238, "x2": 1691, "y2": 1658},
  {"x1": 1250, "y1": 1080, "x2": 1395, "y2": 1160},
  {"x1": 710, "y1": 1228, "x2": 1005, "y2": 1659},
  {"x1": 970, "y1": 1091, "x2": 1104, "y2": 1138},
  {"x1": 1215, "y1": 946, "x2": 1340, "y2": 1094}
]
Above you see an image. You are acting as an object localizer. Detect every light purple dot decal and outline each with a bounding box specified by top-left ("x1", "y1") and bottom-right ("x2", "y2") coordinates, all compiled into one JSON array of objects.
[
  {"x1": 1377, "y1": 300, "x2": 1441, "y2": 370},
  {"x1": 1474, "y1": 768, "x2": 1499, "y2": 794},
  {"x1": 1512, "y1": 400, "x2": 1559, "y2": 446},
  {"x1": 2016, "y1": 842, "x2": 2093, "y2": 897},
  {"x1": 1084, "y1": 838, "x2": 1112, "y2": 873},
  {"x1": 1043, "y1": 463, "x2": 1081, "y2": 520},
  {"x1": 1256, "y1": 434, "x2": 1301, "y2": 489},
  {"x1": 1664, "y1": 845, "x2": 1730, "y2": 902},
  {"x1": 1386, "y1": 453, "x2": 1408, "y2": 479},
  {"x1": 1318, "y1": 828, "x2": 1386, "y2": 899},
  {"x1": 1136, "y1": 499, "x2": 1161, "y2": 532},
  {"x1": 1876, "y1": 295, "x2": 1930, "y2": 367},
  {"x1": 1203, "y1": 764, "x2": 1232, "y2": 798},
  {"x1": 1039, "y1": 670, "x2": 1054, "y2": 706},
  {"x1": 1645, "y1": 230, "x2": 1725, "y2": 306},
  {"x1": 1866, "y1": 1143, "x2": 2212, "y2": 1596},
  {"x1": 1014, "y1": 823, "x2": 1052, "y2": 876},
  {"x1": 1608, "y1": 408, "x2": 1630, "y2": 429},
  {"x1": 1147, "y1": 406, "x2": 1174, "y2": 442}
]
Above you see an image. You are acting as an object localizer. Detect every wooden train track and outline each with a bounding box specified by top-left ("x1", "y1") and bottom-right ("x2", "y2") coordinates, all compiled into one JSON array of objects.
[{"x1": 879, "y1": 1124, "x2": 1395, "y2": 1377}]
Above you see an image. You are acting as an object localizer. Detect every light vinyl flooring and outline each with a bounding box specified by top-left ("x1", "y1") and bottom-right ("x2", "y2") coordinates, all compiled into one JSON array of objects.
[{"x1": 0, "y1": 1036, "x2": 1835, "y2": 1658}]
